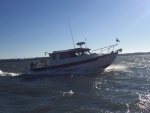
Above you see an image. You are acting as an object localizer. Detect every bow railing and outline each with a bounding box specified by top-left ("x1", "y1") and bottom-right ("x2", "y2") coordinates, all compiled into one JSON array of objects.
[{"x1": 92, "y1": 44, "x2": 118, "y2": 54}]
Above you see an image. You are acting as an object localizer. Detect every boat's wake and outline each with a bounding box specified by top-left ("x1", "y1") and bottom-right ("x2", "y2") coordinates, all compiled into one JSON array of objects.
[{"x1": 0, "y1": 70, "x2": 21, "y2": 76}]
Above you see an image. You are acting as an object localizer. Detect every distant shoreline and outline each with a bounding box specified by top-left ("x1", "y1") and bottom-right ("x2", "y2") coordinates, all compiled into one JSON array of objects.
[
  {"x1": 0, "y1": 52, "x2": 150, "y2": 62},
  {"x1": 0, "y1": 57, "x2": 49, "y2": 63},
  {"x1": 118, "y1": 52, "x2": 150, "y2": 56}
]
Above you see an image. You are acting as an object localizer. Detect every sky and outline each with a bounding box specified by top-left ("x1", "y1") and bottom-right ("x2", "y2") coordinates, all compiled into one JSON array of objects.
[{"x1": 1, "y1": 0, "x2": 150, "y2": 59}]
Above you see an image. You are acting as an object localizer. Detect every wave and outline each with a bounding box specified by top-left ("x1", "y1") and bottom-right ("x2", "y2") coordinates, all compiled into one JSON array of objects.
[{"x1": 0, "y1": 70, "x2": 20, "y2": 76}]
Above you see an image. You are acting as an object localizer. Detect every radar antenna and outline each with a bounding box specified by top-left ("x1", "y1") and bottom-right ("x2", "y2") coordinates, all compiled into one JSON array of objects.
[{"x1": 77, "y1": 42, "x2": 85, "y2": 48}]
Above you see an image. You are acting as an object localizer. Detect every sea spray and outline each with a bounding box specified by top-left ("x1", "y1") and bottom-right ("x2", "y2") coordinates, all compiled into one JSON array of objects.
[{"x1": 105, "y1": 64, "x2": 128, "y2": 72}]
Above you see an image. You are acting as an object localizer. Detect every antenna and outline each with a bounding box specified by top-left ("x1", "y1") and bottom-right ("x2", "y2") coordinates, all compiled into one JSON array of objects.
[
  {"x1": 68, "y1": 19, "x2": 75, "y2": 48},
  {"x1": 85, "y1": 38, "x2": 87, "y2": 48}
]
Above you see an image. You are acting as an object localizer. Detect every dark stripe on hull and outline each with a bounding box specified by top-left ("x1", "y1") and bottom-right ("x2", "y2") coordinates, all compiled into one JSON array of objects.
[{"x1": 30, "y1": 52, "x2": 118, "y2": 72}]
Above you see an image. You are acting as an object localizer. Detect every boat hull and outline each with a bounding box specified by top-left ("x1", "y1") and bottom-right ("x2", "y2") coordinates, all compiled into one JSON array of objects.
[{"x1": 30, "y1": 52, "x2": 118, "y2": 75}]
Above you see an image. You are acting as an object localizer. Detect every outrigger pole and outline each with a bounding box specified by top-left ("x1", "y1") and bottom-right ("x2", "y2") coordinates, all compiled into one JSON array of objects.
[{"x1": 68, "y1": 19, "x2": 75, "y2": 48}]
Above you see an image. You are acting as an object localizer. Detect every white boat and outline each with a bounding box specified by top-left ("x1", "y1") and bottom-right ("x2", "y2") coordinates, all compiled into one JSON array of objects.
[{"x1": 30, "y1": 42, "x2": 122, "y2": 75}]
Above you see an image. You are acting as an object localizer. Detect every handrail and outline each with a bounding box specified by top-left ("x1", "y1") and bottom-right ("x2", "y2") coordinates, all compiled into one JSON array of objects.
[{"x1": 92, "y1": 44, "x2": 118, "y2": 54}]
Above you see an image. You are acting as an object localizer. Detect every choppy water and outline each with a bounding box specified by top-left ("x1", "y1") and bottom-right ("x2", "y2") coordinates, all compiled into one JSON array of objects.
[{"x1": 0, "y1": 54, "x2": 150, "y2": 113}]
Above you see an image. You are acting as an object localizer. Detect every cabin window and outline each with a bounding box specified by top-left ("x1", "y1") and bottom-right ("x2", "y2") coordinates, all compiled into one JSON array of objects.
[
  {"x1": 60, "y1": 52, "x2": 78, "y2": 59},
  {"x1": 51, "y1": 54, "x2": 56, "y2": 60},
  {"x1": 69, "y1": 52, "x2": 78, "y2": 57},
  {"x1": 78, "y1": 50, "x2": 86, "y2": 56},
  {"x1": 77, "y1": 50, "x2": 91, "y2": 56},
  {"x1": 85, "y1": 50, "x2": 91, "y2": 55},
  {"x1": 60, "y1": 53, "x2": 69, "y2": 59}
]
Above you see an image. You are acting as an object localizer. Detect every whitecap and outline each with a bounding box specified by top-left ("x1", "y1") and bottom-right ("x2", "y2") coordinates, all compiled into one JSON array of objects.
[{"x1": 63, "y1": 90, "x2": 74, "y2": 96}]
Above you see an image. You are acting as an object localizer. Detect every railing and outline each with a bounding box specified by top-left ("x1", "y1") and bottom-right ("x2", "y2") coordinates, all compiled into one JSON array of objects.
[{"x1": 92, "y1": 44, "x2": 118, "y2": 54}]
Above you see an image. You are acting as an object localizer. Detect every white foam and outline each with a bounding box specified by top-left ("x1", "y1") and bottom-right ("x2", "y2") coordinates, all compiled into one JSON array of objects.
[
  {"x1": 0, "y1": 70, "x2": 20, "y2": 76},
  {"x1": 0, "y1": 70, "x2": 3, "y2": 75},
  {"x1": 105, "y1": 64, "x2": 128, "y2": 72}
]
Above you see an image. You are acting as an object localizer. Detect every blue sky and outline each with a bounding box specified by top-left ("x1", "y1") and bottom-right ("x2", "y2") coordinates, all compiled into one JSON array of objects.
[{"x1": 1, "y1": 0, "x2": 150, "y2": 59}]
